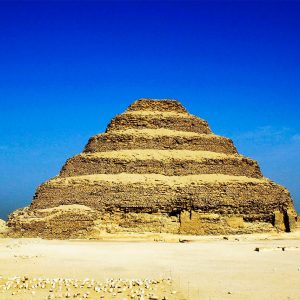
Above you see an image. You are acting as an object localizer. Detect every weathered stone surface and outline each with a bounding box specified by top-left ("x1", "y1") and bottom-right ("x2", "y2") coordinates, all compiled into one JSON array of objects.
[
  {"x1": 286, "y1": 208, "x2": 298, "y2": 231},
  {"x1": 7, "y1": 98, "x2": 298, "y2": 238},
  {"x1": 84, "y1": 131, "x2": 237, "y2": 154},
  {"x1": 273, "y1": 210, "x2": 286, "y2": 232},
  {"x1": 127, "y1": 98, "x2": 187, "y2": 113},
  {"x1": 29, "y1": 174, "x2": 292, "y2": 221},
  {"x1": 60, "y1": 150, "x2": 262, "y2": 178},
  {"x1": 7, "y1": 205, "x2": 101, "y2": 239},
  {"x1": 106, "y1": 111, "x2": 211, "y2": 133},
  {"x1": 179, "y1": 211, "x2": 275, "y2": 235},
  {"x1": 0, "y1": 219, "x2": 8, "y2": 237},
  {"x1": 94, "y1": 211, "x2": 180, "y2": 234},
  {"x1": 296, "y1": 215, "x2": 300, "y2": 229}
]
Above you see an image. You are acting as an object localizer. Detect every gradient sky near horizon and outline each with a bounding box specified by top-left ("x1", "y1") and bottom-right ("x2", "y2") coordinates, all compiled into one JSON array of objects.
[{"x1": 0, "y1": 0, "x2": 299, "y2": 220}]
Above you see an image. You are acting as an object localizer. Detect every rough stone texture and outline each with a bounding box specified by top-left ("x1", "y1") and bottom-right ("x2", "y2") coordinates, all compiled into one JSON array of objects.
[
  {"x1": 60, "y1": 151, "x2": 262, "y2": 178},
  {"x1": 106, "y1": 112, "x2": 211, "y2": 134},
  {"x1": 296, "y1": 215, "x2": 300, "y2": 229},
  {"x1": 0, "y1": 219, "x2": 8, "y2": 237},
  {"x1": 127, "y1": 98, "x2": 188, "y2": 113},
  {"x1": 7, "y1": 98, "x2": 298, "y2": 238},
  {"x1": 179, "y1": 211, "x2": 275, "y2": 235},
  {"x1": 29, "y1": 174, "x2": 292, "y2": 222},
  {"x1": 84, "y1": 131, "x2": 237, "y2": 154},
  {"x1": 7, "y1": 205, "x2": 101, "y2": 239},
  {"x1": 94, "y1": 212, "x2": 180, "y2": 234}
]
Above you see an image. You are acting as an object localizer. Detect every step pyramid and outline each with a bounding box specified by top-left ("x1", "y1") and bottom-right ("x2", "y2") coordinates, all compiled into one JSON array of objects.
[{"x1": 7, "y1": 99, "x2": 298, "y2": 238}]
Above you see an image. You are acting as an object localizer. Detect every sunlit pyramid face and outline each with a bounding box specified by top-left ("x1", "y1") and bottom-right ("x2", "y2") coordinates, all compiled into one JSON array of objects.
[{"x1": 6, "y1": 99, "x2": 298, "y2": 238}]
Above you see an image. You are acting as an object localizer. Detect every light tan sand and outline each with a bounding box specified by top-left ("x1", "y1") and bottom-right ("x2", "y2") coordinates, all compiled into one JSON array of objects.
[
  {"x1": 79, "y1": 149, "x2": 246, "y2": 161},
  {"x1": 48, "y1": 173, "x2": 269, "y2": 187},
  {"x1": 0, "y1": 232, "x2": 300, "y2": 299},
  {"x1": 95, "y1": 128, "x2": 219, "y2": 138}
]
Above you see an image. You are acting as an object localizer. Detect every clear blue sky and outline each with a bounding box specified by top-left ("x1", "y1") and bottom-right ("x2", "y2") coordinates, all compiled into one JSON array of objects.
[{"x1": 0, "y1": 0, "x2": 299, "y2": 220}]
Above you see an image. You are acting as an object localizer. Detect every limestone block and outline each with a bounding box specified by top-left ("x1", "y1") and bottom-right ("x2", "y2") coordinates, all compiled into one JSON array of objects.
[
  {"x1": 60, "y1": 151, "x2": 262, "y2": 178},
  {"x1": 106, "y1": 112, "x2": 211, "y2": 134},
  {"x1": 7, "y1": 205, "x2": 101, "y2": 239},
  {"x1": 179, "y1": 211, "x2": 223, "y2": 235},
  {"x1": 225, "y1": 216, "x2": 245, "y2": 228},
  {"x1": 127, "y1": 98, "x2": 188, "y2": 113},
  {"x1": 287, "y1": 208, "x2": 298, "y2": 231},
  {"x1": 273, "y1": 210, "x2": 286, "y2": 231},
  {"x1": 84, "y1": 131, "x2": 237, "y2": 154},
  {"x1": 296, "y1": 216, "x2": 300, "y2": 229},
  {"x1": 94, "y1": 212, "x2": 180, "y2": 234}
]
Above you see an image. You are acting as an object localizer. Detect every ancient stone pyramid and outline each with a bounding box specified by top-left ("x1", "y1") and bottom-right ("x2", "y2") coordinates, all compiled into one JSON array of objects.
[{"x1": 7, "y1": 99, "x2": 298, "y2": 238}]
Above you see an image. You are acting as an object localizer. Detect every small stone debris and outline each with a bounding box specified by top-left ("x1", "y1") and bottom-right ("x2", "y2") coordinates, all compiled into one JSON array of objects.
[
  {"x1": 179, "y1": 239, "x2": 191, "y2": 243},
  {"x1": 0, "y1": 276, "x2": 175, "y2": 299},
  {"x1": 254, "y1": 246, "x2": 300, "y2": 252}
]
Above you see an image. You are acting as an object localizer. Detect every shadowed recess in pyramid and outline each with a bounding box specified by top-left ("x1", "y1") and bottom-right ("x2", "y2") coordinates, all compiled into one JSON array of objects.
[{"x1": 4, "y1": 99, "x2": 299, "y2": 239}]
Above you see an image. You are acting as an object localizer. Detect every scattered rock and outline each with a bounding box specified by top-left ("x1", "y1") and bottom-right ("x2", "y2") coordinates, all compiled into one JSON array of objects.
[
  {"x1": 179, "y1": 239, "x2": 191, "y2": 243},
  {"x1": 0, "y1": 276, "x2": 175, "y2": 299},
  {"x1": 254, "y1": 246, "x2": 300, "y2": 252}
]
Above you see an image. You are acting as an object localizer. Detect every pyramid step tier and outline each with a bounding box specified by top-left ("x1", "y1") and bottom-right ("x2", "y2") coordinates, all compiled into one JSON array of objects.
[
  {"x1": 127, "y1": 99, "x2": 188, "y2": 113},
  {"x1": 84, "y1": 129, "x2": 236, "y2": 154},
  {"x1": 106, "y1": 111, "x2": 211, "y2": 134},
  {"x1": 60, "y1": 150, "x2": 262, "y2": 178},
  {"x1": 31, "y1": 174, "x2": 292, "y2": 221}
]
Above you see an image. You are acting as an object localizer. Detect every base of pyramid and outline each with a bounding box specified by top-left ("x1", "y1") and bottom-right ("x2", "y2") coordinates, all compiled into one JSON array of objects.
[
  {"x1": 6, "y1": 204, "x2": 298, "y2": 239},
  {"x1": 6, "y1": 173, "x2": 297, "y2": 238}
]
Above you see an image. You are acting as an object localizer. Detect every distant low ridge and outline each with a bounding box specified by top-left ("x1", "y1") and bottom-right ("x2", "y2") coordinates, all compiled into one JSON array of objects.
[{"x1": 3, "y1": 98, "x2": 299, "y2": 238}]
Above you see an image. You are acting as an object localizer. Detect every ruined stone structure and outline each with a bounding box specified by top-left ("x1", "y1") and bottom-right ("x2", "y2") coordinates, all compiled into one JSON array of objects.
[{"x1": 6, "y1": 99, "x2": 298, "y2": 238}]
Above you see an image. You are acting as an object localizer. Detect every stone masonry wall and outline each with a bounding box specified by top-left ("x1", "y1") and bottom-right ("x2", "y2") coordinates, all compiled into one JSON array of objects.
[
  {"x1": 127, "y1": 99, "x2": 188, "y2": 113},
  {"x1": 106, "y1": 113, "x2": 211, "y2": 133},
  {"x1": 31, "y1": 178, "x2": 292, "y2": 220},
  {"x1": 60, "y1": 155, "x2": 262, "y2": 178},
  {"x1": 84, "y1": 133, "x2": 237, "y2": 154}
]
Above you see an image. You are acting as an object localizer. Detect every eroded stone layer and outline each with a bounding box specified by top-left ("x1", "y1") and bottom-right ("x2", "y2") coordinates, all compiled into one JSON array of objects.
[
  {"x1": 127, "y1": 99, "x2": 187, "y2": 113},
  {"x1": 106, "y1": 111, "x2": 211, "y2": 133},
  {"x1": 60, "y1": 150, "x2": 262, "y2": 178},
  {"x1": 31, "y1": 174, "x2": 293, "y2": 224},
  {"x1": 84, "y1": 130, "x2": 237, "y2": 154},
  {"x1": 7, "y1": 206, "x2": 286, "y2": 238},
  {"x1": 7, "y1": 205, "x2": 100, "y2": 239}
]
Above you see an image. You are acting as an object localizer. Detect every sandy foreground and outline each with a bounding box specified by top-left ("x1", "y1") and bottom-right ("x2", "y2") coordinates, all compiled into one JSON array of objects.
[{"x1": 0, "y1": 232, "x2": 300, "y2": 300}]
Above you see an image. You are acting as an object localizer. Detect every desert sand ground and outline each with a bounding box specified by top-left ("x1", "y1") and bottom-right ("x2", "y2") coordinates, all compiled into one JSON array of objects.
[{"x1": 0, "y1": 232, "x2": 300, "y2": 300}]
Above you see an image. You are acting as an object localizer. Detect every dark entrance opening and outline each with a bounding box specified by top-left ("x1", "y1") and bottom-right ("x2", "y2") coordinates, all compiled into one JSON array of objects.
[{"x1": 283, "y1": 210, "x2": 291, "y2": 232}]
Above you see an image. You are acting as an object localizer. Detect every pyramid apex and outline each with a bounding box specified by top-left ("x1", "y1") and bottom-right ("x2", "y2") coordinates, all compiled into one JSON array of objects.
[{"x1": 127, "y1": 98, "x2": 187, "y2": 113}]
